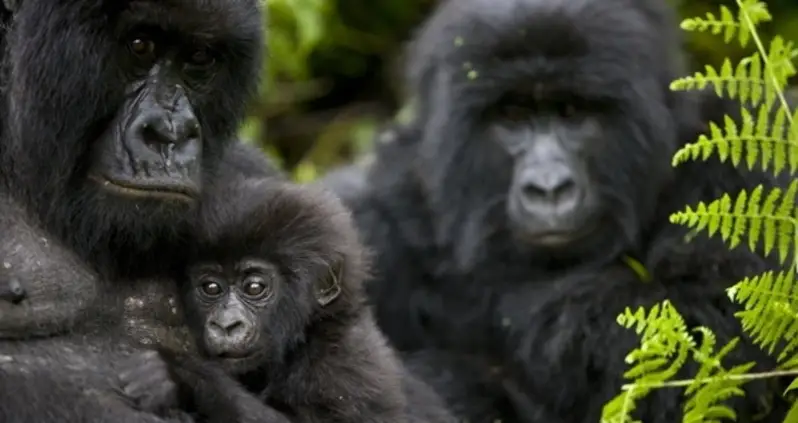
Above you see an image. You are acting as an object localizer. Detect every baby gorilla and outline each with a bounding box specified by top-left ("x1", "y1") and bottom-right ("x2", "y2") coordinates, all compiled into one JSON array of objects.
[{"x1": 118, "y1": 179, "x2": 455, "y2": 423}]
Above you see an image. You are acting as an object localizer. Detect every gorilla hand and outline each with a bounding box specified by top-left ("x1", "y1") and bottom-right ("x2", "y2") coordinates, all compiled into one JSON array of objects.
[{"x1": 118, "y1": 350, "x2": 180, "y2": 414}]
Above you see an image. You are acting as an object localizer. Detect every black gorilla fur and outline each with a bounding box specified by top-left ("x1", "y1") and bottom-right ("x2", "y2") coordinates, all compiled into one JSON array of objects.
[
  {"x1": 0, "y1": 194, "x2": 99, "y2": 333},
  {"x1": 0, "y1": 1, "x2": 281, "y2": 421},
  {"x1": 116, "y1": 178, "x2": 456, "y2": 422},
  {"x1": 324, "y1": 0, "x2": 790, "y2": 421}
]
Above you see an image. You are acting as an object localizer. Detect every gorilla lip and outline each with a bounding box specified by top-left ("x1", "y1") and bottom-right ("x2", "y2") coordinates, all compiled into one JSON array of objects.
[
  {"x1": 217, "y1": 350, "x2": 254, "y2": 360},
  {"x1": 89, "y1": 174, "x2": 197, "y2": 202}
]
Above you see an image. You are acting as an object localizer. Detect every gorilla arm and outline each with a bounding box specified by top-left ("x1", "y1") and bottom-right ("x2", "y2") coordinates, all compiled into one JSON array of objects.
[{"x1": 119, "y1": 350, "x2": 291, "y2": 423}]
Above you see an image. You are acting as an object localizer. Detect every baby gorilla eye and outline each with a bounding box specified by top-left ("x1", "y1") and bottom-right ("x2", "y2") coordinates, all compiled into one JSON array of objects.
[
  {"x1": 242, "y1": 276, "x2": 269, "y2": 298},
  {"x1": 200, "y1": 280, "x2": 223, "y2": 297},
  {"x1": 128, "y1": 36, "x2": 156, "y2": 60}
]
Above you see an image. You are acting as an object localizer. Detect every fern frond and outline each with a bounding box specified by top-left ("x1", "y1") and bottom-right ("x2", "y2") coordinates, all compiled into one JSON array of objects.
[
  {"x1": 670, "y1": 37, "x2": 796, "y2": 112},
  {"x1": 669, "y1": 180, "x2": 798, "y2": 264},
  {"x1": 679, "y1": 0, "x2": 771, "y2": 48},
  {"x1": 606, "y1": 2, "x2": 798, "y2": 422},
  {"x1": 727, "y1": 269, "x2": 798, "y2": 362},
  {"x1": 671, "y1": 106, "x2": 798, "y2": 172},
  {"x1": 782, "y1": 400, "x2": 798, "y2": 423},
  {"x1": 670, "y1": 56, "x2": 765, "y2": 106},
  {"x1": 603, "y1": 302, "x2": 759, "y2": 423},
  {"x1": 602, "y1": 301, "x2": 693, "y2": 423},
  {"x1": 682, "y1": 361, "x2": 755, "y2": 423}
]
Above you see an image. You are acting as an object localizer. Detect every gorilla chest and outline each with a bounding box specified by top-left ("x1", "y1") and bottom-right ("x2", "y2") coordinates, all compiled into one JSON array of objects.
[
  {"x1": 412, "y1": 274, "x2": 505, "y2": 351},
  {"x1": 104, "y1": 277, "x2": 195, "y2": 353},
  {"x1": 497, "y1": 268, "x2": 648, "y2": 399}
]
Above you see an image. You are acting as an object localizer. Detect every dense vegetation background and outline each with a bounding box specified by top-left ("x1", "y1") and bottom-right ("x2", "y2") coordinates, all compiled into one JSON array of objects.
[{"x1": 245, "y1": 0, "x2": 798, "y2": 182}]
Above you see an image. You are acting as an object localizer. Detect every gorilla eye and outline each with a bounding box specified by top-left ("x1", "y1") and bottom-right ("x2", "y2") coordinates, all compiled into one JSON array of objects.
[
  {"x1": 558, "y1": 102, "x2": 578, "y2": 119},
  {"x1": 189, "y1": 48, "x2": 215, "y2": 68},
  {"x1": 128, "y1": 36, "x2": 156, "y2": 60},
  {"x1": 497, "y1": 104, "x2": 532, "y2": 123},
  {"x1": 200, "y1": 280, "x2": 224, "y2": 297},
  {"x1": 241, "y1": 276, "x2": 269, "y2": 298}
]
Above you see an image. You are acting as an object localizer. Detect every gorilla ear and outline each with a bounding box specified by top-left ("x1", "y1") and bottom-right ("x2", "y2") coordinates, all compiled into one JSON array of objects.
[
  {"x1": 314, "y1": 259, "x2": 343, "y2": 307},
  {"x1": 3, "y1": 0, "x2": 18, "y2": 12}
]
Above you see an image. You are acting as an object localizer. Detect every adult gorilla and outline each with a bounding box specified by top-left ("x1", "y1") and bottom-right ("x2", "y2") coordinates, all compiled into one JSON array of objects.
[
  {"x1": 327, "y1": 0, "x2": 788, "y2": 421},
  {"x1": 0, "y1": 0, "x2": 280, "y2": 421}
]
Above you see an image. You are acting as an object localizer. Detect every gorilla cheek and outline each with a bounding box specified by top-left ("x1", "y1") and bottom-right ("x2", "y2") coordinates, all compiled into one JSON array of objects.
[{"x1": 89, "y1": 77, "x2": 202, "y2": 203}]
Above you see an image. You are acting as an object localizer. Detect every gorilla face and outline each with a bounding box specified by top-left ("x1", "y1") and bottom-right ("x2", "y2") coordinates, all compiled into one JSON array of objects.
[
  {"x1": 409, "y1": 0, "x2": 686, "y2": 260},
  {"x1": 1, "y1": 0, "x2": 264, "y2": 256},
  {"x1": 485, "y1": 89, "x2": 604, "y2": 246}
]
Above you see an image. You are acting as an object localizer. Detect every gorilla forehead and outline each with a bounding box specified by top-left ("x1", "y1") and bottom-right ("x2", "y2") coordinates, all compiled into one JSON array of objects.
[
  {"x1": 196, "y1": 180, "x2": 356, "y2": 263},
  {"x1": 121, "y1": 0, "x2": 262, "y2": 41},
  {"x1": 409, "y1": 0, "x2": 683, "y2": 93}
]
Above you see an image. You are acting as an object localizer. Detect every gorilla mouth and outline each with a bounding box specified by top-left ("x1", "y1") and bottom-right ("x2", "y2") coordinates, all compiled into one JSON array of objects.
[
  {"x1": 517, "y1": 220, "x2": 600, "y2": 247},
  {"x1": 532, "y1": 231, "x2": 576, "y2": 245},
  {"x1": 217, "y1": 350, "x2": 255, "y2": 360},
  {"x1": 89, "y1": 174, "x2": 198, "y2": 202}
]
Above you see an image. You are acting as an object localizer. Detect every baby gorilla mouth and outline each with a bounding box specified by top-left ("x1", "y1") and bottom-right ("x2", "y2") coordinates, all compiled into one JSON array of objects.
[{"x1": 89, "y1": 174, "x2": 198, "y2": 202}]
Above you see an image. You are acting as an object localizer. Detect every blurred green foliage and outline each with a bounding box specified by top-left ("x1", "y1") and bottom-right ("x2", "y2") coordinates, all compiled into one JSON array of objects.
[{"x1": 241, "y1": 0, "x2": 798, "y2": 182}]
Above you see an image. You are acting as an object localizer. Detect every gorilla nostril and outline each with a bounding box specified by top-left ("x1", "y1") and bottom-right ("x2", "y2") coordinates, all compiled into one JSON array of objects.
[
  {"x1": 521, "y1": 178, "x2": 576, "y2": 202},
  {"x1": 552, "y1": 179, "x2": 577, "y2": 200},
  {"x1": 521, "y1": 183, "x2": 548, "y2": 199},
  {"x1": 136, "y1": 113, "x2": 200, "y2": 149},
  {"x1": 140, "y1": 123, "x2": 167, "y2": 147},
  {"x1": 223, "y1": 320, "x2": 245, "y2": 336}
]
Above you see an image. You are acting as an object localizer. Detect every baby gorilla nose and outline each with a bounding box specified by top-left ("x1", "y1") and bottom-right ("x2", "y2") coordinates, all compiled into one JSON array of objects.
[
  {"x1": 205, "y1": 309, "x2": 256, "y2": 358},
  {"x1": 211, "y1": 319, "x2": 245, "y2": 337},
  {"x1": 517, "y1": 165, "x2": 580, "y2": 214}
]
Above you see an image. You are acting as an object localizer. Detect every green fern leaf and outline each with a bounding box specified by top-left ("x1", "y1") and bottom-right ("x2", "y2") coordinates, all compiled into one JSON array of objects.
[
  {"x1": 607, "y1": 3, "x2": 798, "y2": 423},
  {"x1": 776, "y1": 181, "x2": 798, "y2": 263},
  {"x1": 729, "y1": 269, "x2": 798, "y2": 359},
  {"x1": 782, "y1": 400, "x2": 798, "y2": 423},
  {"x1": 671, "y1": 183, "x2": 798, "y2": 262},
  {"x1": 746, "y1": 185, "x2": 764, "y2": 252},
  {"x1": 737, "y1": 0, "x2": 773, "y2": 48},
  {"x1": 749, "y1": 54, "x2": 764, "y2": 105}
]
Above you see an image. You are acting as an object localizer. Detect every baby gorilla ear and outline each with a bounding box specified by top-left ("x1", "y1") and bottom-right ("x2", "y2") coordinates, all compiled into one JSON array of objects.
[{"x1": 314, "y1": 257, "x2": 343, "y2": 307}]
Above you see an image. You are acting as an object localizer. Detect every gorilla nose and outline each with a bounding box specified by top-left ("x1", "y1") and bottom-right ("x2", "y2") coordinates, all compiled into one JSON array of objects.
[
  {"x1": 209, "y1": 318, "x2": 250, "y2": 340},
  {"x1": 134, "y1": 109, "x2": 201, "y2": 149},
  {"x1": 518, "y1": 167, "x2": 580, "y2": 212},
  {"x1": 205, "y1": 310, "x2": 257, "y2": 357}
]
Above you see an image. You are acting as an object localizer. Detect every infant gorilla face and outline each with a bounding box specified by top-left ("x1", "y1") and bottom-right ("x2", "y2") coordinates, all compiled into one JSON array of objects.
[
  {"x1": 186, "y1": 258, "x2": 287, "y2": 373},
  {"x1": 185, "y1": 252, "x2": 343, "y2": 374}
]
